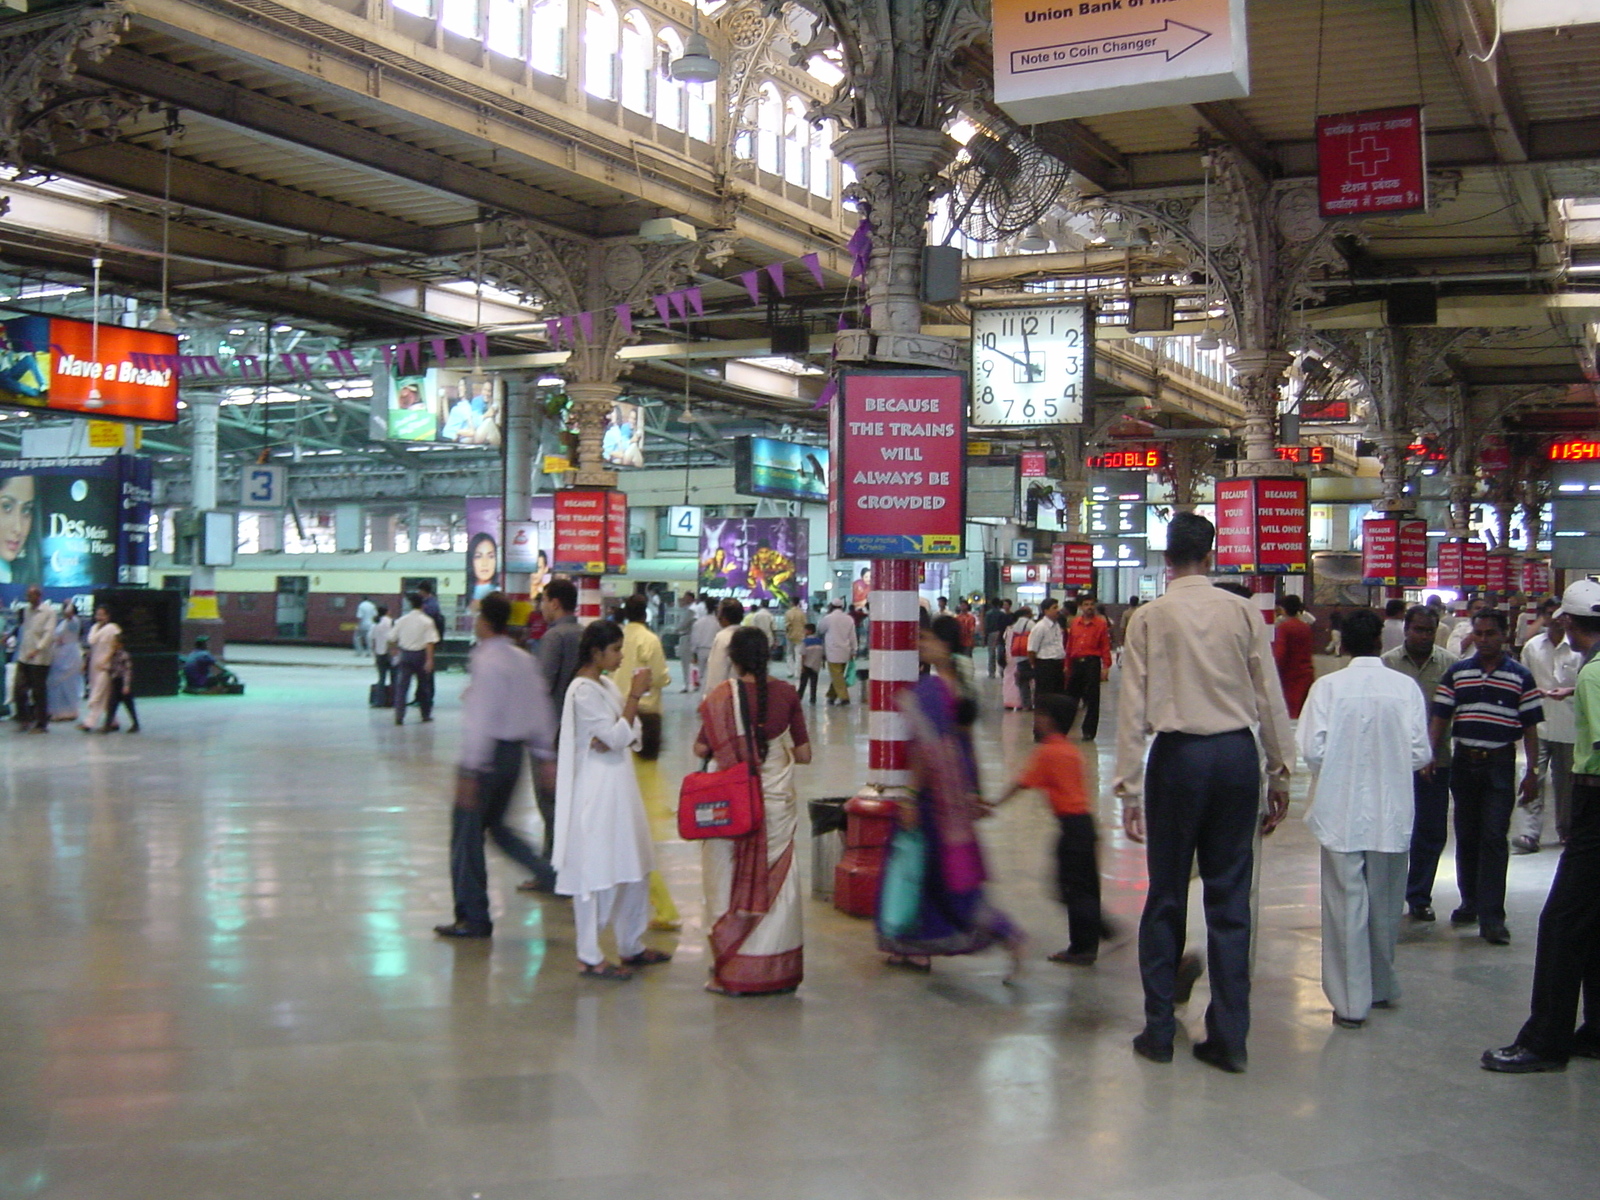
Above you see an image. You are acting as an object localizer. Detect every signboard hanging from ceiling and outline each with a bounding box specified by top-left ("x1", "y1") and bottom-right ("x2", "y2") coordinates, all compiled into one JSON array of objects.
[
  {"x1": 992, "y1": 0, "x2": 1249, "y2": 125},
  {"x1": 1316, "y1": 105, "x2": 1427, "y2": 219}
]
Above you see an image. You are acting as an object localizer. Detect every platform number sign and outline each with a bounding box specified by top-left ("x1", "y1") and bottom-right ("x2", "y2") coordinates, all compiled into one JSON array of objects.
[
  {"x1": 667, "y1": 505, "x2": 702, "y2": 539},
  {"x1": 240, "y1": 464, "x2": 287, "y2": 508}
]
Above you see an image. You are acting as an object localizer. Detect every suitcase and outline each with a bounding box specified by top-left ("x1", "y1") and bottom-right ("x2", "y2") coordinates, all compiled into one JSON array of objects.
[{"x1": 369, "y1": 682, "x2": 389, "y2": 708}]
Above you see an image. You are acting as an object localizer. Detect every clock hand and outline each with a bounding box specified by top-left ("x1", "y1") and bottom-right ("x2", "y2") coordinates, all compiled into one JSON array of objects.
[
  {"x1": 984, "y1": 343, "x2": 1032, "y2": 373},
  {"x1": 1020, "y1": 326, "x2": 1042, "y2": 382}
]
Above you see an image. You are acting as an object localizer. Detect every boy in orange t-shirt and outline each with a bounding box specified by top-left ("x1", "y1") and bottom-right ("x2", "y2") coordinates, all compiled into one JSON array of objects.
[{"x1": 993, "y1": 695, "x2": 1110, "y2": 965}]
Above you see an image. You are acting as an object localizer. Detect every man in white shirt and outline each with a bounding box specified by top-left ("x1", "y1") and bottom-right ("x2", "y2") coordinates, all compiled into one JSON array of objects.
[
  {"x1": 1380, "y1": 598, "x2": 1407, "y2": 654},
  {"x1": 686, "y1": 600, "x2": 719, "y2": 693},
  {"x1": 744, "y1": 599, "x2": 776, "y2": 644},
  {"x1": 1517, "y1": 611, "x2": 1580, "y2": 852},
  {"x1": 819, "y1": 600, "x2": 857, "y2": 705},
  {"x1": 702, "y1": 597, "x2": 745, "y2": 695},
  {"x1": 12, "y1": 585, "x2": 56, "y2": 732},
  {"x1": 1027, "y1": 598, "x2": 1066, "y2": 709},
  {"x1": 370, "y1": 605, "x2": 395, "y2": 693},
  {"x1": 392, "y1": 591, "x2": 440, "y2": 724},
  {"x1": 354, "y1": 595, "x2": 377, "y2": 655},
  {"x1": 784, "y1": 599, "x2": 808, "y2": 679},
  {"x1": 1298, "y1": 608, "x2": 1433, "y2": 1028},
  {"x1": 435, "y1": 593, "x2": 558, "y2": 938},
  {"x1": 1446, "y1": 597, "x2": 1488, "y2": 656}
]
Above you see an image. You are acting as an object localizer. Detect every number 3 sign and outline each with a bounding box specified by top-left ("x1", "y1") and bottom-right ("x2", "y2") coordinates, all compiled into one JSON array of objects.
[{"x1": 240, "y1": 465, "x2": 287, "y2": 508}]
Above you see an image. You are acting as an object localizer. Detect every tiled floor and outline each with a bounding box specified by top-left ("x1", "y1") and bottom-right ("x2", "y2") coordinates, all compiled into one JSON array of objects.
[{"x1": 0, "y1": 654, "x2": 1593, "y2": 1199}]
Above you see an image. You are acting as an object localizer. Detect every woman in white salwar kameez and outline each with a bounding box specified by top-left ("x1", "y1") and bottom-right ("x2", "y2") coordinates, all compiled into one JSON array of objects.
[
  {"x1": 693, "y1": 627, "x2": 810, "y2": 995},
  {"x1": 47, "y1": 603, "x2": 83, "y2": 721},
  {"x1": 551, "y1": 620, "x2": 671, "y2": 981},
  {"x1": 80, "y1": 606, "x2": 119, "y2": 732}
]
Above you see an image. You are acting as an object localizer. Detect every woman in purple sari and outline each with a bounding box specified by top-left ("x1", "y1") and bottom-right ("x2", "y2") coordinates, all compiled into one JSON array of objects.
[{"x1": 877, "y1": 614, "x2": 1026, "y2": 980}]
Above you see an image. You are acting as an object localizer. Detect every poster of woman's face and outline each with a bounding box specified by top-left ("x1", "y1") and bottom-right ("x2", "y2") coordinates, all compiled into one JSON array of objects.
[
  {"x1": 0, "y1": 472, "x2": 38, "y2": 586},
  {"x1": 467, "y1": 531, "x2": 500, "y2": 602}
]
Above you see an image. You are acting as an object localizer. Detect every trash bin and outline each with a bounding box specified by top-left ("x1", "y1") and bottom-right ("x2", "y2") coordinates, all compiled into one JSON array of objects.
[
  {"x1": 835, "y1": 793, "x2": 900, "y2": 918},
  {"x1": 808, "y1": 797, "x2": 849, "y2": 900}
]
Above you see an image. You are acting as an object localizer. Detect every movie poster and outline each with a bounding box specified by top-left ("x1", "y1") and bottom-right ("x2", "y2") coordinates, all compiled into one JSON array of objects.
[
  {"x1": 0, "y1": 456, "x2": 152, "y2": 605},
  {"x1": 698, "y1": 517, "x2": 808, "y2": 607}
]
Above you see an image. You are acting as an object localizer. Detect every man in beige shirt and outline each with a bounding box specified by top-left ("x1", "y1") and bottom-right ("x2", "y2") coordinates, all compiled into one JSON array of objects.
[{"x1": 1115, "y1": 512, "x2": 1294, "y2": 1074}]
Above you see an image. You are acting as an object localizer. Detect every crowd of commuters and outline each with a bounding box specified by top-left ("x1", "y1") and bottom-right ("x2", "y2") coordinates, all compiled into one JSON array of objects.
[{"x1": 321, "y1": 539, "x2": 1594, "y2": 1071}]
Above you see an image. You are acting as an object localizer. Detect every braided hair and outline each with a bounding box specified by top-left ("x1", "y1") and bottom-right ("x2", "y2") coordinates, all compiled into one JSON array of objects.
[{"x1": 728, "y1": 625, "x2": 771, "y2": 760}]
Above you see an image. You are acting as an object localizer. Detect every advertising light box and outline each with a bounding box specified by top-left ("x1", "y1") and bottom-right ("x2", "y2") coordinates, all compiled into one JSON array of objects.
[
  {"x1": 733, "y1": 437, "x2": 829, "y2": 504},
  {"x1": 0, "y1": 313, "x2": 179, "y2": 424},
  {"x1": 831, "y1": 370, "x2": 966, "y2": 559},
  {"x1": 0, "y1": 455, "x2": 153, "y2": 604},
  {"x1": 377, "y1": 366, "x2": 503, "y2": 445},
  {"x1": 699, "y1": 517, "x2": 808, "y2": 608}
]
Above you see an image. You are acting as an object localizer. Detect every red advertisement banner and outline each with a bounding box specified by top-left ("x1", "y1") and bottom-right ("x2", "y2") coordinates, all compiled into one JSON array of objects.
[
  {"x1": 1463, "y1": 541, "x2": 1488, "y2": 588},
  {"x1": 1, "y1": 315, "x2": 180, "y2": 424},
  {"x1": 1213, "y1": 478, "x2": 1308, "y2": 574},
  {"x1": 1362, "y1": 517, "x2": 1428, "y2": 586},
  {"x1": 831, "y1": 370, "x2": 966, "y2": 559},
  {"x1": 552, "y1": 490, "x2": 608, "y2": 574},
  {"x1": 1317, "y1": 105, "x2": 1426, "y2": 219},
  {"x1": 605, "y1": 491, "x2": 629, "y2": 575},
  {"x1": 1437, "y1": 540, "x2": 1465, "y2": 590},
  {"x1": 1053, "y1": 541, "x2": 1093, "y2": 587},
  {"x1": 1213, "y1": 479, "x2": 1257, "y2": 573},
  {"x1": 1523, "y1": 560, "x2": 1552, "y2": 595},
  {"x1": 1483, "y1": 553, "x2": 1511, "y2": 592}
]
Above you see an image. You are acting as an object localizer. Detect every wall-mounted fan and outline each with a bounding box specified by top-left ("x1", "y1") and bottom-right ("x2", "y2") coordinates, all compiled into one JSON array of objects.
[{"x1": 945, "y1": 127, "x2": 1071, "y2": 244}]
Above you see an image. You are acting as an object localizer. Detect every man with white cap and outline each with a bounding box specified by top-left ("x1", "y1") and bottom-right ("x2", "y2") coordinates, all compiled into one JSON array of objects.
[{"x1": 1482, "y1": 578, "x2": 1600, "y2": 1072}]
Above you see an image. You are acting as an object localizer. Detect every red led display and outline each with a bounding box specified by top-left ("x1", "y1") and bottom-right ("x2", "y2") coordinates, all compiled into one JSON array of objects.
[
  {"x1": 1086, "y1": 447, "x2": 1165, "y2": 471},
  {"x1": 1274, "y1": 445, "x2": 1331, "y2": 465},
  {"x1": 1549, "y1": 439, "x2": 1600, "y2": 462}
]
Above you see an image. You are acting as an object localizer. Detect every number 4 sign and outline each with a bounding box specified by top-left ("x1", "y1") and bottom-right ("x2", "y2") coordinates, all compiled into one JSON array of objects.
[
  {"x1": 240, "y1": 465, "x2": 286, "y2": 508},
  {"x1": 667, "y1": 505, "x2": 702, "y2": 538}
]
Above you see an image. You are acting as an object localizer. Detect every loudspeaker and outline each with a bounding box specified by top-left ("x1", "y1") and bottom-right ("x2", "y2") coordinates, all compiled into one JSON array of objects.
[
  {"x1": 921, "y1": 245, "x2": 963, "y2": 304},
  {"x1": 770, "y1": 324, "x2": 809, "y2": 356},
  {"x1": 1386, "y1": 284, "x2": 1437, "y2": 326},
  {"x1": 1128, "y1": 294, "x2": 1176, "y2": 333}
]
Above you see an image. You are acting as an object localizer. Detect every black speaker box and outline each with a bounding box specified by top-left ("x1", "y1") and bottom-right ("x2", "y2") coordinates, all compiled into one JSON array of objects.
[{"x1": 1386, "y1": 284, "x2": 1437, "y2": 326}]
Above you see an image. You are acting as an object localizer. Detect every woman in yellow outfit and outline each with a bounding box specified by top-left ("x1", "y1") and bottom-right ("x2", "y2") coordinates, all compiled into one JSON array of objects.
[{"x1": 607, "y1": 594, "x2": 680, "y2": 930}]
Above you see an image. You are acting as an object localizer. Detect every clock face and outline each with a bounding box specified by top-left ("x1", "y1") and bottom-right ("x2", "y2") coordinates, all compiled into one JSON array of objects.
[{"x1": 970, "y1": 304, "x2": 1090, "y2": 428}]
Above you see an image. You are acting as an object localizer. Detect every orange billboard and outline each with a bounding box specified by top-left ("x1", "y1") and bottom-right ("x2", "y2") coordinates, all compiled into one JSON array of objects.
[{"x1": 0, "y1": 314, "x2": 180, "y2": 424}]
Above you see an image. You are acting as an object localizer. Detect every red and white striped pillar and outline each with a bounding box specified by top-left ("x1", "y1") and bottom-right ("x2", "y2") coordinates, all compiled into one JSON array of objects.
[
  {"x1": 577, "y1": 575, "x2": 603, "y2": 625},
  {"x1": 867, "y1": 558, "x2": 919, "y2": 790}
]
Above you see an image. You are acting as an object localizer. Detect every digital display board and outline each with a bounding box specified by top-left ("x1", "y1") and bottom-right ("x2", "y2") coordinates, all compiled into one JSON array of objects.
[
  {"x1": 732, "y1": 436, "x2": 829, "y2": 503},
  {"x1": 0, "y1": 313, "x2": 179, "y2": 424},
  {"x1": 1549, "y1": 439, "x2": 1600, "y2": 462},
  {"x1": 1275, "y1": 445, "x2": 1331, "y2": 465},
  {"x1": 1087, "y1": 447, "x2": 1165, "y2": 471}
]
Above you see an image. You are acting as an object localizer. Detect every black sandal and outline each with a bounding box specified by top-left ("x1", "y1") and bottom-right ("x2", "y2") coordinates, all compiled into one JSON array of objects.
[
  {"x1": 578, "y1": 961, "x2": 633, "y2": 981},
  {"x1": 620, "y1": 948, "x2": 672, "y2": 967}
]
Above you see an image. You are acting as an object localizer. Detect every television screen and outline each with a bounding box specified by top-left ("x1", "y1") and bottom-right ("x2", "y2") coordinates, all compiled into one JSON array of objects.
[{"x1": 733, "y1": 436, "x2": 829, "y2": 503}]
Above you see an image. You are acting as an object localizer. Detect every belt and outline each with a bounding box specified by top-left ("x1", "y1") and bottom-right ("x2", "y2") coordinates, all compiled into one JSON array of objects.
[{"x1": 1455, "y1": 745, "x2": 1515, "y2": 761}]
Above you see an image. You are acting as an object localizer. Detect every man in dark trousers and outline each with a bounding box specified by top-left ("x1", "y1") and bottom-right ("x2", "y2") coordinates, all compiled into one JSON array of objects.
[
  {"x1": 1027, "y1": 597, "x2": 1066, "y2": 708},
  {"x1": 1064, "y1": 594, "x2": 1113, "y2": 740},
  {"x1": 1114, "y1": 512, "x2": 1294, "y2": 1073},
  {"x1": 523, "y1": 577, "x2": 580, "y2": 875},
  {"x1": 1483, "y1": 579, "x2": 1600, "y2": 1072},
  {"x1": 434, "y1": 593, "x2": 558, "y2": 938},
  {"x1": 984, "y1": 597, "x2": 1013, "y2": 679},
  {"x1": 391, "y1": 591, "x2": 439, "y2": 724},
  {"x1": 1429, "y1": 607, "x2": 1543, "y2": 945}
]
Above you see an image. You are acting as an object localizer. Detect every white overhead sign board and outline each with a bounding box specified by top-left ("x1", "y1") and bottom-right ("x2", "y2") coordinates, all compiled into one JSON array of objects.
[
  {"x1": 1501, "y1": 1, "x2": 1597, "y2": 32},
  {"x1": 993, "y1": 0, "x2": 1249, "y2": 125}
]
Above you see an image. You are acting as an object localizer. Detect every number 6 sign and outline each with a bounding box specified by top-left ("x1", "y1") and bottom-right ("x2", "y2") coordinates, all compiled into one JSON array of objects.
[{"x1": 240, "y1": 465, "x2": 286, "y2": 508}]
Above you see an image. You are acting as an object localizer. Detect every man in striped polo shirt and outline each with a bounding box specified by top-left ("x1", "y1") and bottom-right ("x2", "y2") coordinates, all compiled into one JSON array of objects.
[{"x1": 1430, "y1": 608, "x2": 1544, "y2": 945}]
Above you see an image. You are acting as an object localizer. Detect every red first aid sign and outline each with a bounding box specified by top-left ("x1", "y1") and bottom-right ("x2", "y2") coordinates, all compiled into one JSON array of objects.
[{"x1": 1317, "y1": 105, "x2": 1426, "y2": 219}]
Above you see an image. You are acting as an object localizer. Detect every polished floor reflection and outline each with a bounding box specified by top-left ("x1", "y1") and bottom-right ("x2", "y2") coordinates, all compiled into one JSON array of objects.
[{"x1": 1, "y1": 651, "x2": 1594, "y2": 1199}]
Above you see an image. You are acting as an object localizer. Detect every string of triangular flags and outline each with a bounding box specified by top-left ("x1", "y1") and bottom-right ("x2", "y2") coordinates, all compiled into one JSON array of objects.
[
  {"x1": 810, "y1": 211, "x2": 876, "y2": 411},
  {"x1": 541, "y1": 249, "x2": 838, "y2": 352}
]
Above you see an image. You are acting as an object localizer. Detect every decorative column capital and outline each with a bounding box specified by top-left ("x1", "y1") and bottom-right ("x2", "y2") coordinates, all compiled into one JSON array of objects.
[{"x1": 566, "y1": 381, "x2": 622, "y2": 488}]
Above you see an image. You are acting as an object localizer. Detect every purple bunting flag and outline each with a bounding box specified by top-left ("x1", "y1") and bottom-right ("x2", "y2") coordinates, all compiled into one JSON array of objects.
[
  {"x1": 458, "y1": 331, "x2": 488, "y2": 360},
  {"x1": 686, "y1": 286, "x2": 705, "y2": 317},
  {"x1": 545, "y1": 318, "x2": 563, "y2": 349},
  {"x1": 327, "y1": 349, "x2": 359, "y2": 376},
  {"x1": 614, "y1": 304, "x2": 634, "y2": 335},
  {"x1": 429, "y1": 338, "x2": 450, "y2": 364},
  {"x1": 668, "y1": 290, "x2": 689, "y2": 321},
  {"x1": 576, "y1": 311, "x2": 595, "y2": 343},
  {"x1": 559, "y1": 315, "x2": 577, "y2": 348},
  {"x1": 801, "y1": 252, "x2": 825, "y2": 287},
  {"x1": 765, "y1": 261, "x2": 787, "y2": 296},
  {"x1": 654, "y1": 295, "x2": 673, "y2": 325},
  {"x1": 812, "y1": 378, "x2": 838, "y2": 411},
  {"x1": 237, "y1": 355, "x2": 261, "y2": 378},
  {"x1": 740, "y1": 270, "x2": 761, "y2": 306}
]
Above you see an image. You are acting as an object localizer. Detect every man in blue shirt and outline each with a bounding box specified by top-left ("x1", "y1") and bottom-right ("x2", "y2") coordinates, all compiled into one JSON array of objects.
[{"x1": 1430, "y1": 608, "x2": 1544, "y2": 945}]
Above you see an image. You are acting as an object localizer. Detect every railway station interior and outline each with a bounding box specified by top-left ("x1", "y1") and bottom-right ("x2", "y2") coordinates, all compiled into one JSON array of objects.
[{"x1": 2, "y1": 0, "x2": 1600, "y2": 1196}]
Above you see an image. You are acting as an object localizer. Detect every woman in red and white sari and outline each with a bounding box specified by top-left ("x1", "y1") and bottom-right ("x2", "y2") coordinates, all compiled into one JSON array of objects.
[{"x1": 694, "y1": 626, "x2": 811, "y2": 995}]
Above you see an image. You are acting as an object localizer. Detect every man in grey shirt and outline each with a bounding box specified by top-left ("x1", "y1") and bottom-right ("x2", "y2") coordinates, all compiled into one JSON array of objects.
[{"x1": 527, "y1": 577, "x2": 580, "y2": 867}]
